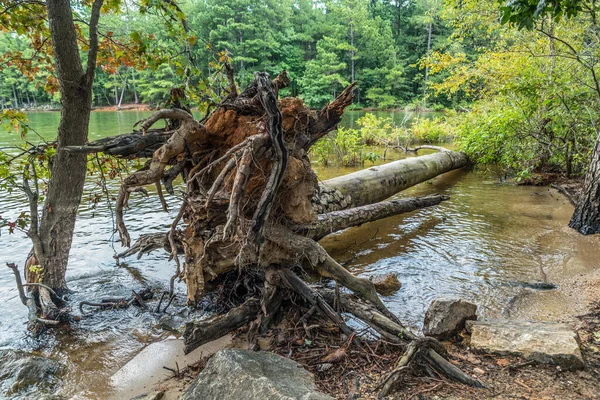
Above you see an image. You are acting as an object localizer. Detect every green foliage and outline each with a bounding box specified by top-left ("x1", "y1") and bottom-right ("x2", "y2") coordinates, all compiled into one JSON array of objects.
[
  {"x1": 418, "y1": 0, "x2": 600, "y2": 178},
  {"x1": 0, "y1": 0, "x2": 468, "y2": 109},
  {"x1": 310, "y1": 112, "x2": 448, "y2": 166},
  {"x1": 355, "y1": 113, "x2": 394, "y2": 146},
  {"x1": 410, "y1": 117, "x2": 452, "y2": 143}
]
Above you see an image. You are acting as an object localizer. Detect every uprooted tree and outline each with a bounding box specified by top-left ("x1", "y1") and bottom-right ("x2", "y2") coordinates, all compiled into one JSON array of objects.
[{"x1": 60, "y1": 67, "x2": 476, "y2": 394}]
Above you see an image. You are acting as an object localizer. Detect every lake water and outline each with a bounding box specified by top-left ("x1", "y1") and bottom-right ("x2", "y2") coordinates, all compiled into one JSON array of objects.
[{"x1": 0, "y1": 109, "x2": 598, "y2": 398}]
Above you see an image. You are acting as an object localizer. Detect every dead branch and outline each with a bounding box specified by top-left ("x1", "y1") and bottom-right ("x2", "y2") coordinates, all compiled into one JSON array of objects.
[
  {"x1": 7, "y1": 263, "x2": 27, "y2": 306},
  {"x1": 305, "y1": 82, "x2": 357, "y2": 150},
  {"x1": 294, "y1": 194, "x2": 450, "y2": 240},
  {"x1": 183, "y1": 297, "x2": 260, "y2": 354}
]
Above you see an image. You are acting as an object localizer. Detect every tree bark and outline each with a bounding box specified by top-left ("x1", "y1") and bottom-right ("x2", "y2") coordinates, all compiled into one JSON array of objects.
[{"x1": 569, "y1": 132, "x2": 600, "y2": 234}]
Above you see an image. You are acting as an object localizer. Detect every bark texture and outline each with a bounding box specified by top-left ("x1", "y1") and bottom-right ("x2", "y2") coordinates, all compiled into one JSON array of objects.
[{"x1": 569, "y1": 132, "x2": 600, "y2": 234}]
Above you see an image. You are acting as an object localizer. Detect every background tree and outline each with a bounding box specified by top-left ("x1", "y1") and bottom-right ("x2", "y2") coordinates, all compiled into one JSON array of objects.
[{"x1": 499, "y1": 0, "x2": 600, "y2": 234}]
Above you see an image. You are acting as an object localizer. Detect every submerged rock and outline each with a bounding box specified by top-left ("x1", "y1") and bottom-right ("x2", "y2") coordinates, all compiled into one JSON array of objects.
[
  {"x1": 371, "y1": 273, "x2": 402, "y2": 296},
  {"x1": 423, "y1": 298, "x2": 477, "y2": 339},
  {"x1": 467, "y1": 319, "x2": 584, "y2": 370},
  {"x1": 157, "y1": 314, "x2": 185, "y2": 332},
  {"x1": 181, "y1": 349, "x2": 333, "y2": 400},
  {"x1": 130, "y1": 391, "x2": 164, "y2": 400},
  {"x1": 0, "y1": 349, "x2": 63, "y2": 397},
  {"x1": 505, "y1": 281, "x2": 558, "y2": 290}
]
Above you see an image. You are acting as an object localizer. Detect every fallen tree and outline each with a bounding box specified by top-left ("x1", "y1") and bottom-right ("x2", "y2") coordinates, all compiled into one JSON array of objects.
[
  {"x1": 62, "y1": 66, "x2": 475, "y2": 395},
  {"x1": 321, "y1": 149, "x2": 467, "y2": 208}
]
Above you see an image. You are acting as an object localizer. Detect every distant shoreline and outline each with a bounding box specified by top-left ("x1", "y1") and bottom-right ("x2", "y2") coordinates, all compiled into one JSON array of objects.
[{"x1": 15, "y1": 103, "x2": 448, "y2": 113}]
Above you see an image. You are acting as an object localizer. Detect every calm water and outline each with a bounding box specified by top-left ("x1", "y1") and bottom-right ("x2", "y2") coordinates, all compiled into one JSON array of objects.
[{"x1": 0, "y1": 109, "x2": 598, "y2": 398}]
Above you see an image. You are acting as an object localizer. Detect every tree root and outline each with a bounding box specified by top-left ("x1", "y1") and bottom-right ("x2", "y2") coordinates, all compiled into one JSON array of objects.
[
  {"x1": 116, "y1": 108, "x2": 205, "y2": 246},
  {"x1": 378, "y1": 338, "x2": 484, "y2": 397},
  {"x1": 78, "y1": 288, "x2": 153, "y2": 315},
  {"x1": 115, "y1": 231, "x2": 183, "y2": 260},
  {"x1": 273, "y1": 268, "x2": 356, "y2": 339},
  {"x1": 316, "y1": 288, "x2": 484, "y2": 396}
]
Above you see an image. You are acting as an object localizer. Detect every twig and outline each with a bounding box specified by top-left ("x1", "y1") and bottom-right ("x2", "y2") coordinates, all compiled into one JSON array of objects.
[{"x1": 6, "y1": 263, "x2": 27, "y2": 306}]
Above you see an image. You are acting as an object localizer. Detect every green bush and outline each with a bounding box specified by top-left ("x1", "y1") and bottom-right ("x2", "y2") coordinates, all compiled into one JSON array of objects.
[{"x1": 409, "y1": 117, "x2": 453, "y2": 143}]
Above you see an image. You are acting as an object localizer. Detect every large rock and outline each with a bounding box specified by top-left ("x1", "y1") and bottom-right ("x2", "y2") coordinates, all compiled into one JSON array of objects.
[
  {"x1": 181, "y1": 349, "x2": 333, "y2": 400},
  {"x1": 423, "y1": 298, "x2": 477, "y2": 339},
  {"x1": 467, "y1": 319, "x2": 584, "y2": 370},
  {"x1": 0, "y1": 349, "x2": 63, "y2": 397}
]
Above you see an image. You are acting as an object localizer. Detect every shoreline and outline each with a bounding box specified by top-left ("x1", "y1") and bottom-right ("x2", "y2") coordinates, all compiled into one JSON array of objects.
[
  {"x1": 15, "y1": 103, "x2": 446, "y2": 113},
  {"x1": 112, "y1": 210, "x2": 600, "y2": 399}
]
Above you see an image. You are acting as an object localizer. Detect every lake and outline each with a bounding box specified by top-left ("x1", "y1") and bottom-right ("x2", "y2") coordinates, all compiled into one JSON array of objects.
[{"x1": 0, "y1": 109, "x2": 597, "y2": 398}]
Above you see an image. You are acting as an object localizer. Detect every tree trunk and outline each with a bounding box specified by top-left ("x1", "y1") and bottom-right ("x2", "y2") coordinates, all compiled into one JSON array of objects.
[
  {"x1": 350, "y1": 23, "x2": 355, "y2": 83},
  {"x1": 33, "y1": 0, "x2": 95, "y2": 293},
  {"x1": 131, "y1": 68, "x2": 139, "y2": 104},
  {"x1": 12, "y1": 84, "x2": 19, "y2": 108},
  {"x1": 423, "y1": 21, "x2": 432, "y2": 105},
  {"x1": 23, "y1": 0, "x2": 103, "y2": 332},
  {"x1": 321, "y1": 150, "x2": 467, "y2": 208},
  {"x1": 569, "y1": 132, "x2": 600, "y2": 234}
]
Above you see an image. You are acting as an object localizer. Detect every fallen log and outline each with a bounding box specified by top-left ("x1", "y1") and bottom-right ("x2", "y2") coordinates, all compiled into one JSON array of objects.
[
  {"x1": 293, "y1": 194, "x2": 449, "y2": 240},
  {"x1": 321, "y1": 150, "x2": 468, "y2": 208},
  {"x1": 67, "y1": 65, "x2": 477, "y2": 397}
]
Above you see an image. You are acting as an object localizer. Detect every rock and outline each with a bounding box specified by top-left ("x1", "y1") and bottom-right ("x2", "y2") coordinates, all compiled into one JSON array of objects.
[
  {"x1": 468, "y1": 319, "x2": 584, "y2": 370},
  {"x1": 181, "y1": 349, "x2": 333, "y2": 400},
  {"x1": 423, "y1": 298, "x2": 477, "y2": 339},
  {"x1": 0, "y1": 349, "x2": 63, "y2": 397},
  {"x1": 130, "y1": 391, "x2": 164, "y2": 400},
  {"x1": 371, "y1": 273, "x2": 402, "y2": 296},
  {"x1": 158, "y1": 314, "x2": 184, "y2": 332}
]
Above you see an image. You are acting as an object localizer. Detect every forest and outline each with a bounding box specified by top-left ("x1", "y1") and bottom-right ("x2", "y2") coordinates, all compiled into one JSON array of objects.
[
  {"x1": 1, "y1": 0, "x2": 600, "y2": 399},
  {"x1": 1, "y1": 0, "x2": 456, "y2": 110}
]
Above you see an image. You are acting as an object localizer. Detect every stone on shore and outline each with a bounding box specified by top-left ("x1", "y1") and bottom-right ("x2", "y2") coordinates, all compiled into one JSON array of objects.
[
  {"x1": 423, "y1": 298, "x2": 477, "y2": 339},
  {"x1": 181, "y1": 349, "x2": 333, "y2": 400},
  {"x1": 0, "y1": 349, "x2": 63, "y2": 397},
  {"x1": 467, "y1": 319, "x2": 585, "y2": 370}
]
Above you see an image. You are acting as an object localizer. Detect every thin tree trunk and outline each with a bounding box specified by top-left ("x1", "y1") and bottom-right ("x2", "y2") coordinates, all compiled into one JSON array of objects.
[
  {"x1": 131, "y1": 69, "x2": 139, "y2": 104},
  {"x1": 30, "y1": 0, "x2": 103, "y2": 298},
  {"x1": 12, "y1": 84, "x2": 19, "y2": 108},
  {"x1": 113, "y1": 74, "x2": 119, "y2": 107},
  {"x1": 350, "y1": 23, "x2": 355, "y2": 83},
  {"x1": 118, "y1": 82, "x2": 126, "y2": 108},
  {"x1": 423, "y1": 21, "x2": 432, "y2": 106}
]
